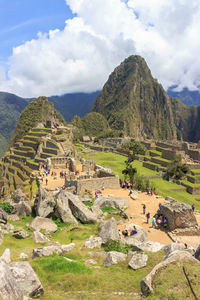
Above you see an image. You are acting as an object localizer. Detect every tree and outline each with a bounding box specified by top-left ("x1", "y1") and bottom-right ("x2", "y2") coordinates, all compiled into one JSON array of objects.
[
  {"x1": 122, "y1": 141, "x2": 146, "y2": 183},
  {"x1": 167, "y1": 155, "x2": 189, "y2": 180}
]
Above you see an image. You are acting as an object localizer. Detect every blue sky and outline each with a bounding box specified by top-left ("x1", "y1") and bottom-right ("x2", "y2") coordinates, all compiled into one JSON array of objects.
[{"x1": 0, "y1": 0, "x2": 73, "y2": 65}]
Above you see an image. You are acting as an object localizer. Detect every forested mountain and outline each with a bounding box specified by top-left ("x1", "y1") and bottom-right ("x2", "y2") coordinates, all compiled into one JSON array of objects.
[
  {"x1": 0, "y1": 91, "x2": 98, "y2": 156},
  {"x1": 92, "y1": 55, "x2": 200, "y2": 142}
]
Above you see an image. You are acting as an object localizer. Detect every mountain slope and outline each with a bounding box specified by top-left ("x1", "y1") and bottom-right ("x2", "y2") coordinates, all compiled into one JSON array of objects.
[
  {"x1": 92, "y1": 55, "x2": 200, "y2": 142},
  {"x1": 92, "y1": 55, "x2": 177, "y2": 140}
]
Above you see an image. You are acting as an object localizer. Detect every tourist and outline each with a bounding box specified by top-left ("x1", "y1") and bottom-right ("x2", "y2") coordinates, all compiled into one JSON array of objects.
[
  {"x1": 122, "y1": 229, "x2": 128, "y2": 237},
  {"x1": 192, "y1": 204, "x2": 195, "y2": 211},
  {"x1": 118, "y1": 229, "x2": 122, "y2": 238},
  {"x1": 142, "y1": 204, "x2": 146, "y2": 215},
  {"x1": 147, "y1": 187, "x2": 150, "y2": 195},
  {"x1": 152, "y1": 216, "x2": 156, "y2": 228},
  {"x1": 45, "y1": 178, "x2": 48, "y2": 186},
  {"x1": 129, "y1": 189, "x2": 133, "y2": 196},
  {"x1": 163, "y1": 217, "x2": 167, "y2": 229},
  {"x1": 150, "y1": 188, "x2": 153, "y2": 196},
  {"x1": 102, "y1": 183, "x2": 105, "y2": 191},
  {"x1": 130, "y1": 226, "x2": 138, "y2": 235},
  {"x1": 146, "y1": 212, "x2": 150, "y2": 224}
]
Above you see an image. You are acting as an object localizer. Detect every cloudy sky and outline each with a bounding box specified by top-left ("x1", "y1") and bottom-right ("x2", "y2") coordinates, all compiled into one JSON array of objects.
[{"x1": 0, "y1": 0, "x2": 200, "y2": 97}]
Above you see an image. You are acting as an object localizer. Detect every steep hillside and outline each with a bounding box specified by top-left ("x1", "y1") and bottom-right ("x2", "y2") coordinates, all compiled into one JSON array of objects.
[
  {"x1": 92, "y1": 55, "x2": 200, "y2": 142},
  {"x1": 10, "y1": 96, "x2": 66, "y2": 146},
  {"x1": 0, "y1": 92, "x2": 98, "y2": 157},
  {"x1": 91, "y1": 56, "x2": 177, "y2": 140}
]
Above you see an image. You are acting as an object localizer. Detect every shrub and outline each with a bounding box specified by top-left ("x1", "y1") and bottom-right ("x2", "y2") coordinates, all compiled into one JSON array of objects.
[
  {"x1": 0, "y1": 202, "x2": 13, "y2": 214},
  {"x1": 104, "y1": 240, "x2": 132, "y2": 254}
]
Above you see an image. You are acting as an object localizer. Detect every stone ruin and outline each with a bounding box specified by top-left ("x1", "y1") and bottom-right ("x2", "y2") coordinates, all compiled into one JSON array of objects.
[{"x1": 159, "y1": 197, "x2": 200, "y2": 235}]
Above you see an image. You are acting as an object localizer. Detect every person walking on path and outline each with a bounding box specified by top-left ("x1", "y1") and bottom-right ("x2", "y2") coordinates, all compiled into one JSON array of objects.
[
  {"x1": 192, "y1": 204, "x2": 195, "y2": 212},
  {"x1": 142, "y1": 204, "x2": 146, "y2": 215},
  {"x1": 152, "y1": 216, "x2": 156, "y2": 228},
  {"x1": 146, "y1": 212, "x2": 150, "y2": 224},
  {"x1": 45, "y1": 178, "x2": 48, "y2": 186},
  {"x1": 150, "y1": 188, "x2": 153, "y2": 196}
]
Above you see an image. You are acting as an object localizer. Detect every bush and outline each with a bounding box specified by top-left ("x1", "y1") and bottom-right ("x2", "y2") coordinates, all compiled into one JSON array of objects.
[
  {"x1": 0, "y1": 202, "x2": 13, "y2": 214},
  {"x1": 104, "y1": 240, "x2": 132, "y2": 254},
  {"x1": 134, "y1": 174, "x2": 157, "y2": 193}
]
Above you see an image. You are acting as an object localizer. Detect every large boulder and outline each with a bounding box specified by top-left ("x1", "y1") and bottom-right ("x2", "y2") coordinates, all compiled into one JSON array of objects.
[
  {"x1": 159, "y1": 198, "x2": 197, "y2": 231},
  {"x1": 0, "y1": 261, "x2": 24, "y2": 300},
  {"x1": 195, "y1": 244, "x2": 200, "y2": 261},
  {"x1": 9, "y1": 261, "x2": 44, "y2": 298},
  {"x1": 99, "y1": 217, "x2": 120, "y2": 243},
  {"x1": 104, "y1": 251, "x2": 127, "y2": 265},
  {"x1": 13, "y1": 229, "x2": 29, "y2": 239},
  {"x1": 162, "y1": 242, "x2": 195, "y2": 258},
  {"x1": 141, "y1": 250, "x2": 199, "y2": 296},
  {"x1": 32, "y1": 231, "x2": 49, "y2": 244},
  {"x1": 61, "y1": 191, "x2": 97, "y2": 224},
  {"x1": 137, "y1": 241, "x2": 164, "y2": 253},
  {"x1": 93, "y1": 196, "x2": 128, "y2": 210},
  {"x1": 12, "y1": 201, "x2": 32, "y2": 216},
  {"x1": 0, "y1": 208, "x2": 7, "y2": 224},
  {"x1": 54, "y1": 191, "x2": 78, "y2": 224},
  {"x1": 13, "y1": 188, "x2": 28, "y2": 203},
  {"x1": 32, "y1": 242, "x2": 75, "y2": 258},
  {"x1": 83, "y1": 236, "x2": 102, "y2": 249},
  {"x1": 34, "y1": 186, "x2": 56, "y2": 218},
  {"x1": 30, "y1": 217, "x2": 57, "y2": 233},
  {"x1": 0, "y1": 248, "x2": 11, "y2": 264},
  {"x1": 128, "y1": 252, "x2": 148, "y2": 270}
]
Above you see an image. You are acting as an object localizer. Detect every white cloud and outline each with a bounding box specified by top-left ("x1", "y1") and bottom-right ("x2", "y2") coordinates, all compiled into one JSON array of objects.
[{"x1": 1, "y1": 0, "x2": 200, "y2": 97}]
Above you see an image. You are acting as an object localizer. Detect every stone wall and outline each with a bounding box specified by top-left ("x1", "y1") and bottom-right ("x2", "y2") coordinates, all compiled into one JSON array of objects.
[
  {"x1": 68, "y1": 175, "x2": 119, "y2": 194},
  {"x1": 188, "y1": 149, "x2": 200, "y2": 161},
  {"x1": 82, "y1": 160, "x2": 96, "y2": 172}
]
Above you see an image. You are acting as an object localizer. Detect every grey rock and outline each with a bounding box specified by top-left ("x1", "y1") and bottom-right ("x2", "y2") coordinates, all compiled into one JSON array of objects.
[
  {"x1": 195, "y1": 244, "x2": 200, "y2": 261},
  {"x1": 13, "y1": 201, "x2": 32, "y2": 217},
  {"x1": 141, "y1": 250, "x2": 199, "y2": 296},
  {"x1": 128, "y1": 252, "x2": 148, "y2": 270},
  {"x1": 9, "y1": 261, "x2": 44, "y2": 297},
  {"x1": 85, "y1": 259, "x2": 97, "y2": 264},
  {"x1": 104, "y1": 251, "x2": 127, "y2": 265},
  {"x1": 159, "y1": 198, "x2": 197, "y2": 231},
  {"x1": 55, "y1": 190, "x2": 78, "y2": 224},
  {"x1": 7, "y1": 214, "x2": 20, "y2": 221},
  {"x1": 93, "y1": 196, "x2": 128, "y2": 210},
  {"x1": 88, "y1": 251, "x2": 107, "y2": 257},
  {"x1": 14, "y1": 188, "x2": 28, "y2": 203},
  {"x1": 138, "y1": 241, "x2": 164, "y2": 253},
  {"x1": 0, "y1": 248, "x2": 11, "y2": 264},
  {"x1": 30, "y1": 217, "x2": 57, "y2": 233},
  {"x1": 0, "y1": 261, "x2": 24, "y2": 300},
  {"x1": 19, "y1": 253, "x2": 28, "y2": 260},
  {"x1": 32, "y1": 242, "x2": 75, "y2": 258},
  {"x1": 99, "y1": 217, "x2": 120, "y2": 244},
  {"x1": 91, "y1": 205, "x2": 104, "y2": 218},
  {"x1": 83, "y1": 236, "x2": 102, "y2": 249},
  {"x1": 13, "y1": 229, "x2": 29, "y2": 239},
  {"x1": 0, "y1": 208, "x2": 7, "y2": 224},
  {"x1": 34, "y1": 186, "x2": 56, "y2": 218},
  {"x1": 32, "y1": 231, "x2": 49, "y2": 244},
  {"x1": 61, "y1": 191, "x2": 97, "y2": 224},
  {"x1": 4, "y1": 223, "x2": 15, "y2": 231}
]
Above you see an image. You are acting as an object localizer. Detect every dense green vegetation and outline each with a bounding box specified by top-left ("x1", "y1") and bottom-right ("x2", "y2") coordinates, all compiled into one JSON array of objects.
[
  {"x1": 92, "y1": 55, "x2": 200, "y2": 142},
  {"x1": 10, "y1": 96, "x2": 66, "y2": 146}
]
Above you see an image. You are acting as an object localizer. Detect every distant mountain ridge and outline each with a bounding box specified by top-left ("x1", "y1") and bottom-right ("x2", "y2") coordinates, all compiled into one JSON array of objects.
[
  {"x1": 167, "y1": 87, "x2": 200, "y2": 106},
  {"x1": 92, "y1": 55, "x2": 200, "y2": 142}
]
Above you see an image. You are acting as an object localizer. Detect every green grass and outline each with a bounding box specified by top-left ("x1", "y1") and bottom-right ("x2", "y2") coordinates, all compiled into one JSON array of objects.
[
  {"x1": 101, "y1": 206, "x2": 120, "y2": 213},
  {"x1": 181, "y1": 180, "x2": 200, "y2": 188}
]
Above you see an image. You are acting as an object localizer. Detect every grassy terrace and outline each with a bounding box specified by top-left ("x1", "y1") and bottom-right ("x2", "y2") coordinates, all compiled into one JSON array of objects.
[{"x1": 76, "y1": 145, "x2": 200, "y2": 209}]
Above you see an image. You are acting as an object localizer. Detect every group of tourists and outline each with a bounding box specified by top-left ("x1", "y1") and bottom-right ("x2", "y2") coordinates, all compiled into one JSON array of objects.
[
  {"x1": 118, "y1": 226, "x2": 138, "y2": 238},
  {"x1": 119, "y1": 179, "x2": 136, "y2": 190}
]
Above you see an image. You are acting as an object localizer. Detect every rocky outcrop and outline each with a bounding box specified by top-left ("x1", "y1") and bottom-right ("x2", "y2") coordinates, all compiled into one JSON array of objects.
[
  {"x1": 13, "y1": 229, "x2": 29, "y2": 239},
  {"x1": 83, "y1": 236, "x2": 102, "y2": 249},
  {"x1": 32, "y1": 242, "x2": 75, "y2": 258},
  {"x1": 99, "y1": 217, "x2": 120, "y2": 244},
  {"x1": 64, "y1": 191, "x2": 97, "y2": 224},
  {"x1": 0, "y1": 261, "x2": 24, "y2": 300},
  {"x1": 32, "y1": 231, "x2": 49, "y2": 244},
  {"x1": 30, "y1": 217, "x2": 58, "y2": 233},
  {"x1": 195, "y1": 244, "x2": 200, "y2": 261},
  {"x1": 93, "y1": 196, "x2": 128, "y2": 210},
  {"x1": 136, "y1": 241, "x2": 164, "y2": 253},
  {"x1": 141, "y1": 250, "x2": 199, "y2": 296},
  {"x1": 13, "y1": 188, "x2": 28, "y2": 203},
  {"x1": 128, "y1": 252, "x2": 148, "y2": 270},
  {"x1": 9, "y1": 261, "x2": 44, "y2": 297},
  {"x1": 55, "y1": 191, "x2": 78, "y2": 224},
  {"x1": 0, "y1": 249, "x2": 11, "y2": 264},
  {"x1": 104, "y1": 251, "x2": 127, "y2": 265},
  {"x1": 34, "y1": 186, "x2": 56, "y2": 218},
  {"x1": 0, "y1": 208, "x2": 7, "y2": 224},
  {"x1": 12, "y1": 201, "x2": 32, "y2": 217},
  {"x1": 159, "y1": 198, "x2": 198, "y2": 231},
  {"x1": 163, "y1": 242, "x2": 195, "y2": 258}
]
